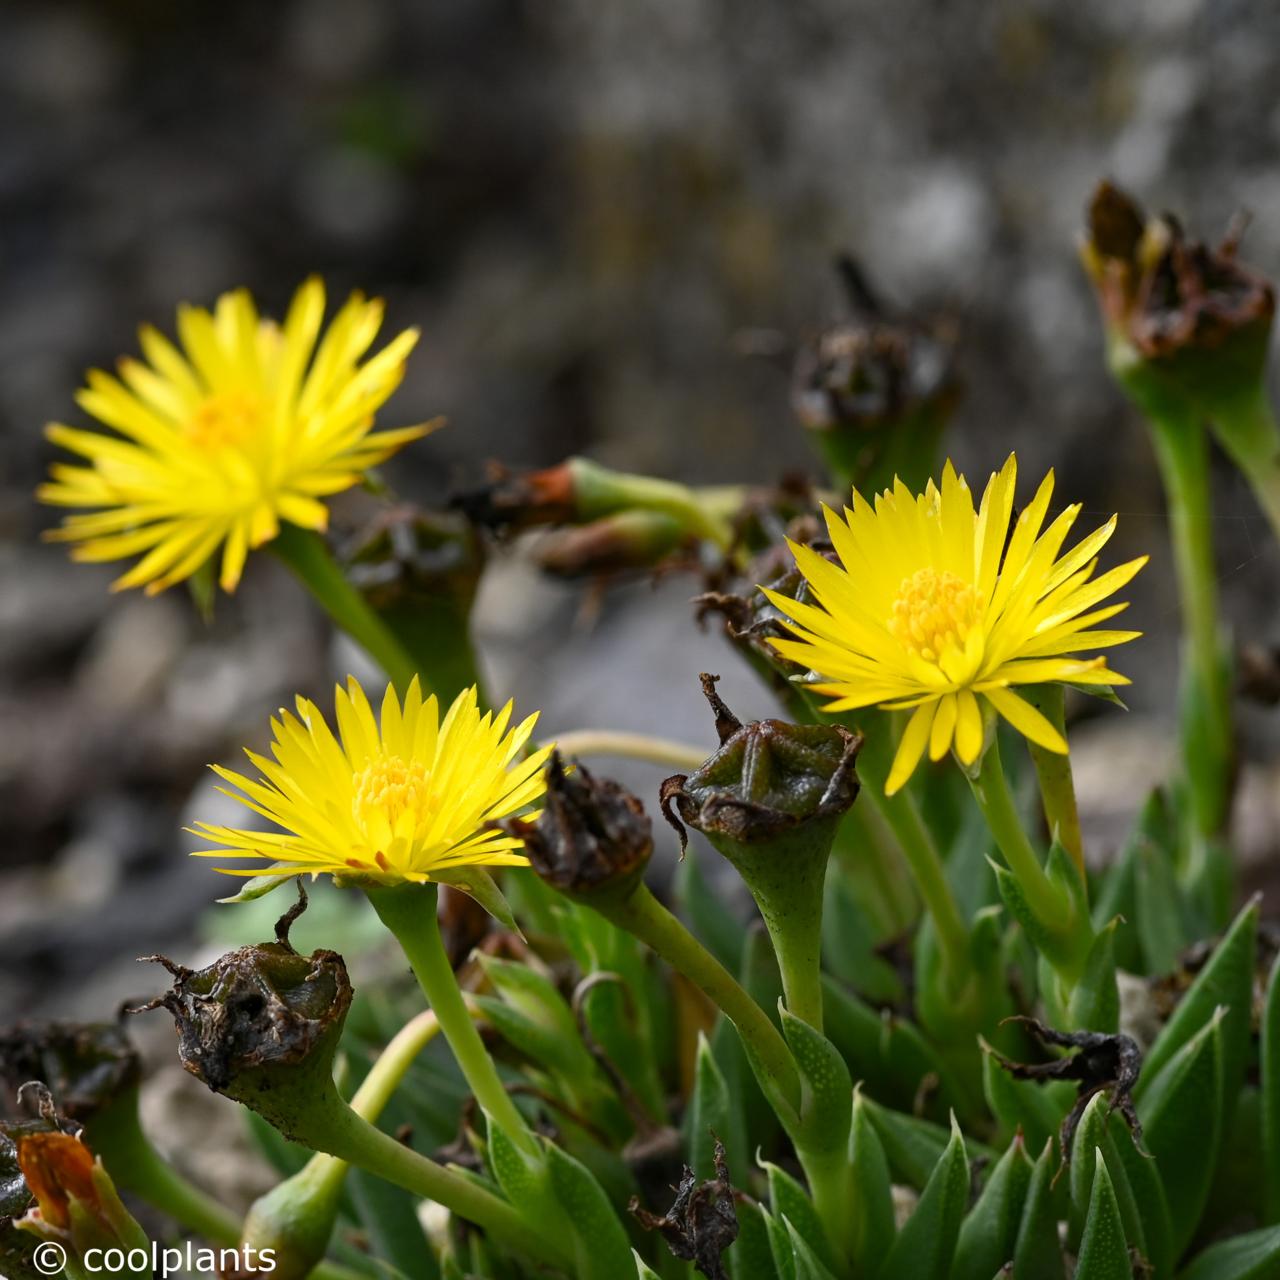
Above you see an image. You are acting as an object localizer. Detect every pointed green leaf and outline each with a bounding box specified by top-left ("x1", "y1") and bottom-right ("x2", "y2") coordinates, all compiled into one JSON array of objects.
[
  {"x1": 1261, "y1": 951, "x2": 1280, "y2": 1223},
  {"x1": 1012, "y1": 1138, "x2": 1066, "y2": 1280},
  {"x1": 1140, "y1": 1009, "x2": 1225, "y2": 1257},
  {"x1": 877, "y1": 1116, "x2": 969, "y2": 1280},
  {"x1": 544, "y1": 1140, "x2": 634, "y2": 1280},
  {"x1": 632, "y1": 1250, "x2": 663, "y2": 1280},
  {"x1": 848, "y1": 1092, "x2": 896, "y2": 1276},
  {"x1": 784, "y1": 1218, "x2": 839, "y2": 1280},
  {"x1": 762, "y1": 1208, "x2": 797, "y2": 1280},
  {"x1": 763, "y1": 1161, "x2": 833, "y2": 1273},
  {"x1": 780, "y1": 1006, "x2": 853, "y2": 1156},
  {"x1": 216, "y1": 872, "x2": 296, "y2": 904},
  {"x1": 687, "y1": 1033, "x2": 746, "y2": 1185},
  {"x1": 1069, "y1": 1094, "x2": 1146, "y2": 1265},
  {"x1": 1134, "y1": 825, "x2": 1186, "y2": 977},
  {"x1": 433, "y1": 867, "x2": 522, "y2": 936},
  {"x1": 1065, "y1": 918, "x2": 1120, "y2": 1034},
  {"x1": 730, "y1": 1196, "x2": 782, "y2": 1280},
  {"x1": 1105, "y1": 1108, "x2": 1173, "y2": 1280},
  {"x1": 952, "y1": 1133, "x2": 1034, "y2": 1280},
  {"x1": 1075, "y1": 1153, "x2": 1131, "y2": 1280},
  {"x1": 1178, "y1": 1224, "x2": 1280, "y2": 1280},
  {"x1": 861, "y1": 1096, "x2": 995, "y2": 1190}
]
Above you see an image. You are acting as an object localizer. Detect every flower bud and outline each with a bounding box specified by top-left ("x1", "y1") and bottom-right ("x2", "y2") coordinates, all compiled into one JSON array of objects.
[
  {"x1": 504, "y1": 751, "x2": 653, "y2": 903},
  {"x1": 3, "y1": 1092, "x2": 150, "y2": 1278},
  {"x1": 0, "y1": 1022, "x2": 141, "y2": 1127},
  {"x1": 139, "y1": 934, "x2": 353, "y2": 1143},
  {"x1": 792, "y1": 256, "x2": 959, "y2": 492},
  {"x1": 660, "y1": 675, "x2": 861, "y2": 1029}
]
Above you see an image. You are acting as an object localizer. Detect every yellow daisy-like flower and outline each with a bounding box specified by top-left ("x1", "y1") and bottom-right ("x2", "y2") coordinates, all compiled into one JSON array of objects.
[
  {"x1": 190, "y1": 678, "x2": 551, "y2": 884},
  {"x1": 767, "y1": 455, "x2": 1147, "y2": 795},
  {"x1": 38, "y1": 278, "x2": 435, "y2": 595}
]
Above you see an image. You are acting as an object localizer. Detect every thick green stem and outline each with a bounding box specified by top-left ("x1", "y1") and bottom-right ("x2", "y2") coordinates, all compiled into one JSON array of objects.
[
  {"x1": 970, "y1": 737, "x2": 1061, "y2": 925},
  {"x1": 600, "y1": 881, "x2": 801, "y2": 1119},
  {"x1": 796, "y1": 1146, "x2": 856, "y2": 1272},
  {"x1": 1023, "y1": 684, "x2": 1086, "y2": 888},
  {"x1": 855, "y1": 727, "x2": 970, "y2": 986},
  {"x1": 1147, "y1": 409, "x2": 1233, "y2": 836},
  {"x1": 366, "y1": 884, "x2": 538, "y2": 1158},
  {"x1": 272, "y1": 523, "x2": 423, "y2": 696}
]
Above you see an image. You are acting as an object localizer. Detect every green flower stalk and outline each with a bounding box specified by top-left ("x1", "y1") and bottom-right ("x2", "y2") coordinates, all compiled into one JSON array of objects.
[
  {"x1": 791, "y1": 255, "x2": 961, "y2": 495},
  {"x1": 659, "y1": 674, "x2": 862, "y2": 1034},
  {"x1": 140, "y1": 934, "x2": 572, "y2": 1270},
  {"x1": 238, "y1": 1009, "x2": 443, "y2": 1279},
  {"x1": 506, "y1": 750, "x2": 802, "y2": 1117},
  {"x1": 1080, "y1": 179, "x2": 1267, "y2": 836}
]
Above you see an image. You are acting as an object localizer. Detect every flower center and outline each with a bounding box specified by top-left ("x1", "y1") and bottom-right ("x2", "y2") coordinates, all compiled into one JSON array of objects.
[
  {"x1": 352, "y1": 756, "x2": 433, "y2": 831},
  {"x1": 185, "y1": 390, "x2": 261, "y2": 452},
  {"x1": 889, "y1": 568, "x2": 979, "y2": 663}
]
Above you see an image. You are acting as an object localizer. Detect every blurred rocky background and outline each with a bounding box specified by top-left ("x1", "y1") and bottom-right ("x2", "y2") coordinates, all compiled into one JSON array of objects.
[{"x1": 4, "y1": 0, "x2": 1280, "y2": 1124}]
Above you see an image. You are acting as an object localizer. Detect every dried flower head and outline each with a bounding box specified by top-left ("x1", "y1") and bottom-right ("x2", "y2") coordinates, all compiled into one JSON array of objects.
[
  {"x1": 190, "y1": 678, "x2": 550, "y2": 885},
  {"x1": 768, "y1": 455, "x2": 1145, "y2": 793},
  {"x1": 39, "y1": 278, "x2": 434, "y2": 594}
]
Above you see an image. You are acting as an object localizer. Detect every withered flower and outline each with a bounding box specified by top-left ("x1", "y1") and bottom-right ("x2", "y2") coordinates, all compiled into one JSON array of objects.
[
  {"x1": 0, "y1": 1021, "x2": 140, "y2": 1126},
  {"x1": 792, "y1": 256, "x2": 960, "y2": 493},
  {"x1": 1081, "y1": 180, "x2": 1274, "y2": 415},
  {"x1": 660, "y1": 675, "x2": 860, "y2": 1030},
  {"x1": 137, "y1": 893, "x2": 353, "y2": 1140},
  {"x1": 452, "y1": 461, "x2": 579, "y2": 533},
  {"x1": 504, "y1": 751, "x2": 653, "y2": 903},
  {"x1": 630, "y1": 1136, "x2": 740, "y2": 1280},
  {"x1": 989, "y1": 1016, "x2": 1143, "y2": 1165}
]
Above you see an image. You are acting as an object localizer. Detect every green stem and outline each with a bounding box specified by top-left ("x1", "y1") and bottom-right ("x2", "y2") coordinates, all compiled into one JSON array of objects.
[
  {"x1": 1023, "y1": 684, "x2": 1086, "y2": 889},
  {"x1": 854, "y1": 727, "x2": 970, "y2": 985},
  {"x1": 1147, "y1": 408, "x2": 1233, "y2": 835},
  {"x1": 796, "y1": 1146, "x2": 856, "y2": 1272},
  {"x1": 311, "y1": 1097, "x2": 569, "y2": 1269},
  {"x1": 546, "y1": 730, "x2": 708, "y2": 772},
  {"x1": 246, "y1": 1011, "x2": 445, "y2": 1263},
  {"x1": 366, "y1": 883, "x2": 539, "y2": 1158},
  {"x1": 970, "y1": 736, "x2": 1060, "y2": 925},
  {"x1": 271, "y1": 523, "x2": 422, "y2": 696},
  {"x1": 598, "y1": 881, "x2": 801, "y2": 1119}
]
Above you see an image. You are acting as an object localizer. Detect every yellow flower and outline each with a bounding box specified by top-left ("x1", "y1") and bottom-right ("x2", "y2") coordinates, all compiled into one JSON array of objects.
[
  {"x1": 190, "y1": 679, "x2": 551, "y2": 883},
  {"x1": 767, "y1": 455, "x2": 1146, "y2": 795},
  {"x1": 38, "y1": 278, "x2": 435, "y2": 595}
]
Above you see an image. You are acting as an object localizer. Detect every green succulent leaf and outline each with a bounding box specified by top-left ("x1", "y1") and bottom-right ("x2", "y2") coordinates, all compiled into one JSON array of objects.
[
  {"x1": 980, "y1": 1037, "x2": 1068, "y2": 1153},
  {"x1": 1140, "y1": 1008, "x2": 1226, "y2": 1258},
  {"x1": 951, "y1": 1131, "x2": 1034, "y2": 1280},
  {"x1": 730, "y1": 1196, "x2": 783, "y2": 1280},
  {"x1": 1012, "y1": 1138, "x2": 1066, "y2": 1280},
  {"x1": 543, "y1": 1139, "x2": 635, "y2": 1280},
  {"x1": 784, "y1": 1218, "x2": 839, "y2": 1280},
  {"x1": 763, "y1": 1161, "x2": 833, "y2": 1274},
  {"x1": 848, "y1": 1092, "x2": 896, "y2": 1275},
  {"x1": 779, "y1": 1005, "x2": 853, "y2": 1156},
  {"x1": 1075, "y1": 1153, "x2": 1131, "y2": 1280},
  {"x1": 876, "y1": 1115, "x2": 969, "y2": 1280},
  {"x1": 1178, "y1": 1224, "x2": 1280, "y2": 1280}
]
